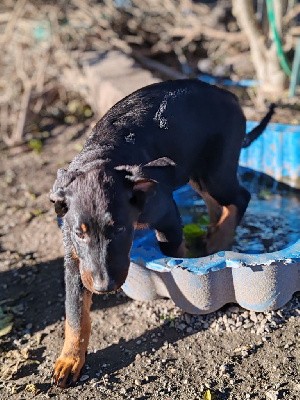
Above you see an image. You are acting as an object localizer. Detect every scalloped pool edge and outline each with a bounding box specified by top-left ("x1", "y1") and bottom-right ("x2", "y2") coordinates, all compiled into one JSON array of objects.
[{"x1": 123, "y1": 238, "x2": 300, "y2": 314}]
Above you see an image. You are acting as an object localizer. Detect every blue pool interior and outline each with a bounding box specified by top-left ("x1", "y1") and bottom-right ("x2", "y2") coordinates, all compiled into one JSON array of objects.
[{"x1": 240, "y1": 121, "x2": 300, "y2": 189}]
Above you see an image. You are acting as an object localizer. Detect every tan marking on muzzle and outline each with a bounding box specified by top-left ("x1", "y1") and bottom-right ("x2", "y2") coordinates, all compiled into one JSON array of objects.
[{"x1": 80, "y1": 269, "x2": 94, "y2": 293}]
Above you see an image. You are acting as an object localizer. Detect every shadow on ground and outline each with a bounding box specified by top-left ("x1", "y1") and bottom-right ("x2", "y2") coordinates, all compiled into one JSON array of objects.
[{"x1": 1, "y1": 255, "x2": 299, "y2": 398}]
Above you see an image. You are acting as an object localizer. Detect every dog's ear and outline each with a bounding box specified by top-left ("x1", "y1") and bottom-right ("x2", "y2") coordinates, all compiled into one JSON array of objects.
[
  {"x1": 114, "y1": 164, "x2": 157, "y2": 192},
  {"x1": 50, "y1": 159, "x2": 107, "y2": 217},
  {"x1": 115, "y1": 157, "x2": 176, "y2": 188},
  {"x1": 131, "y1": 178, "x2": 157, "y2": 193},
  {"x1": 115, "y1": 157, "x2": 175, "y2": 179},
  {"x1": 114, "y1": 164, "x2": 157, "y2": 209},
  {"x1": 143, "y1": 157, "x2": 176, "y2": 169},
  {"x1": 115, "y1": 157, "x2": 176, "y2": 208},
  {"x1": 50, "y1": 187, "x2": 68, "y2": 217},
  {"x1": 49, "y1": 168, "x2": 74, "y2": 217},
  {"x1": 130, "y1": 178, "x2": 157, "y2": 209},
  {"x1": 143, "y1": 157, "x2": 176, "y2": 183}
]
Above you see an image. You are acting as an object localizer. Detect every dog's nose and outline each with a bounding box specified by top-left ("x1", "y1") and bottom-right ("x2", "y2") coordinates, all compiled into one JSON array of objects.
[{"x1": 93, "y1": 279, "x2": 117, "y2": 293}]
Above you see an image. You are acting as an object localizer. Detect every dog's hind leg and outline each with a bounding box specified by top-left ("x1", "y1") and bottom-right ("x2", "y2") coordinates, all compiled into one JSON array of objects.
[
  {"x1": 190, "y1": 177, "x2": 250, "y2": 255},
  {"x1": 52, "y1": 227, "x2": 92, "y2": 388}
]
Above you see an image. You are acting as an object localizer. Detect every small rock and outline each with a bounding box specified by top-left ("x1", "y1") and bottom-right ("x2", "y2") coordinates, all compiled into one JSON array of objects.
[
  {"x1": 266, "y1": 390, "x2": 278, "y2": 400},
  {"x1": 294, "y1": 383, "x2": 300, "y2": 391},
  {"x1": 241, "y1": 350, "x2": 248, "y2": 358},
  {"x1": 177, "y1": 323, "x2": 186, "y2": 331},
  {"x1": 219, "y1": 364, "x2": 227, "y2": 374},
  {"x1": 230, "y1": 306, "x2": 240, "y2": 313},
  {"x1": 197, "y1": 59, "x2": 213, "y2": 73},
  {"x1": 80, "y1": 374, "x2": 89, "y2": 382}
]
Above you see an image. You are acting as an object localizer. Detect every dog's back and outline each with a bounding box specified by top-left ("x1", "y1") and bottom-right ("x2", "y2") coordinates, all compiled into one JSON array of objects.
[{"x1": 82, "y1": 79, "x2": 245, "y2": 173}]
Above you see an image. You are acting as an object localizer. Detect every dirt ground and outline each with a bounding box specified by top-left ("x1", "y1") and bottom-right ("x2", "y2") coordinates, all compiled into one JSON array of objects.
[{"x1": 0, "y1": 114, "x2": 300, "y2": 400}]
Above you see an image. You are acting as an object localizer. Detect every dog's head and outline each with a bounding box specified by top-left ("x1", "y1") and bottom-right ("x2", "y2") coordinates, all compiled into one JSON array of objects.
[{"x1": 50, "y1": 157, "x2": 175, "y2": 294}]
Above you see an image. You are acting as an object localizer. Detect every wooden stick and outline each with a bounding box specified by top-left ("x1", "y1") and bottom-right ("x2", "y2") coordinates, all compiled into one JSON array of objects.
[{"x1": 0, "y1": 0, "x2": 27, "y2": 44}]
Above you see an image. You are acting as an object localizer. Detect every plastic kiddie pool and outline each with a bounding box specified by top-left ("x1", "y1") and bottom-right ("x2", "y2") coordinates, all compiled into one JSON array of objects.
[{"x1": 123, "y1": 122, "x2": 300, "y2": 314}]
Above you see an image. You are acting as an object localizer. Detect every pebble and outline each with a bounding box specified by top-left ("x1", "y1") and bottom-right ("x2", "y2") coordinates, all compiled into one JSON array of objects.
[
  {"x1": 80, "y1": 374, "x2": 89, "y2": 382},
  {"x1": 265, "y1": 390, "x2": 278, "y2": 400},
  {"x1": 165, "y1": 290, "x2": 300, "y2": 339},
  {"x1": 177, "y1": 323, "x2": 186, "y2": 331},
  {"x1": 219, "y1": 364, "x2": 227, "y2": 374},
  {"x1": 294, "y1": 383, "x2": 300, "y2": 391}
]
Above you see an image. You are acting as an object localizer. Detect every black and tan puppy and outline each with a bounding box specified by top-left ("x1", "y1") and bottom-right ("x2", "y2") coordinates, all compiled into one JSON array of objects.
[{"x1": 50, "y1": 79, "x2": 274, "y2": 387}]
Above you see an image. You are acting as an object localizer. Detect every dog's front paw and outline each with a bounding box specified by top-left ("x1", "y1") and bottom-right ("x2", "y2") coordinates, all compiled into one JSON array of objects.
[{"x1": 52, "y1": 353, "x2": 85, "y2": 388}]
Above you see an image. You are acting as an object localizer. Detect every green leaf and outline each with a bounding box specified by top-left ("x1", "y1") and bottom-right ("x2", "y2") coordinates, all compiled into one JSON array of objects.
[
  {"x1": 258, "y1": 189, "x2": 272, "y2": 200},
  {"x1": 0, "y1": 306, "x2": 13, "y2": 337},
  {"x1": 28, "y1": 139, "x2": 43, "y2": 154},
  {"x1": 83, "y1": 106, "x2": 93, "y2": 118},
  {"x1": 31, "y1": 208, "x2": 44, "y2": 217},
  {"x1": 183, "y1": 223, "x2": 206, "y2": 239},
  {"x1": 197, "y1": 214, "x2": 210, "y2": 226}
]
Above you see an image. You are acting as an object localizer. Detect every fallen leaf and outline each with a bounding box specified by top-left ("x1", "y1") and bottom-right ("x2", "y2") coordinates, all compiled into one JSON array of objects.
[
  {"x1": 25, "y1": 383, "x2": 37, "y2": 394},
  {"x1": 203, "y1": 389, "x2": 212, "y2": 400},
  {"x1": 0, "y1": 306, "x2": 13, "y2": 337}
]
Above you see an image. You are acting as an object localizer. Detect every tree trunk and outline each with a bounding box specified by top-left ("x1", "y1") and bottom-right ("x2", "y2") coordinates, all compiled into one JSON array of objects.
[{"x1": 232, "y1": 0, "x2": 287, "y2": 97}]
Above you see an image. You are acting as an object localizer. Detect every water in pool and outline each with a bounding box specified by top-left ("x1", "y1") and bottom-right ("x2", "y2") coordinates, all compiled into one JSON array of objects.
[{"x1": 176, "y1": 175, "x2": 300, "y2": 256}]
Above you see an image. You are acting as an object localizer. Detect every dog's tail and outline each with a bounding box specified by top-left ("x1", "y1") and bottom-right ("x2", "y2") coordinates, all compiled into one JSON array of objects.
[{"x1": 242, "y1": 103, "x2": 276, "y2": 148}]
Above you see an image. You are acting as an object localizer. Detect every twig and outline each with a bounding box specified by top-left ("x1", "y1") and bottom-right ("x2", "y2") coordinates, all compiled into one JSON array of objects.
[
  {"x1": 283, "y1": 3, "x2": 300, "y2": 25},
  {"x1": 132, "y1": 53, "x2": 187, "y2": 80},
  {"x1": 173, "y1": 26, "x2": 246, "y2": 45},
  {"x1": 0, "y1": 0, "x2": 27, "y2": 44},
  {"x1": 3, "y1": 82, "x2": 32, "y2": 147}
]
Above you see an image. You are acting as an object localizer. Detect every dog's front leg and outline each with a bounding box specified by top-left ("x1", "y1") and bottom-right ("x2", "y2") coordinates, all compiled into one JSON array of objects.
[
  {"x1": 154, "y1": 200, "x2": 186, "y2": 258},
  {"x1": 52, "y1": 231, "x2": 92, "y2": 388}
]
